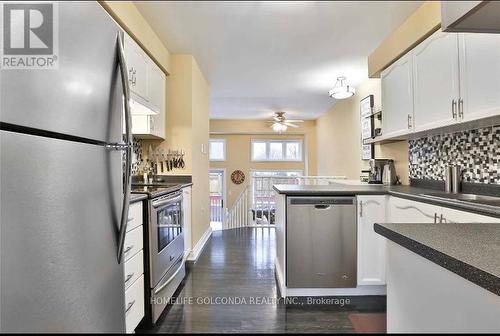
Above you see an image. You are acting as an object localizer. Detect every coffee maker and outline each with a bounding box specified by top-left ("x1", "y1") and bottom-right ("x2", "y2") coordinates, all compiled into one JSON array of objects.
[{"x1": 368, "y1": 159, "x2": 397, "y2": 184}]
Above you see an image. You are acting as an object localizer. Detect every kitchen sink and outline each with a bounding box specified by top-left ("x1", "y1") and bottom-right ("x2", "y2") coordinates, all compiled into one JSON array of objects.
[{"x1": 421, "y1": 192, "x2": 500, "y2": 207}]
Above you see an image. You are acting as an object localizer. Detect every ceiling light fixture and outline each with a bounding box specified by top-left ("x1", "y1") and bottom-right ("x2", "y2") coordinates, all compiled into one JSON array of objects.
[
  {"x1": 272, "y1": 123, "x2": 288, "y2": 133},
  {"x1": 329, "y1": 76, "x2": 355, "y2": 99}
]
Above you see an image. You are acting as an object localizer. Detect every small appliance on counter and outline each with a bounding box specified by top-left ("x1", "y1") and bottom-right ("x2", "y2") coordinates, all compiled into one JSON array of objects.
[{"x1": 368, "y1": 159, "x2": 397, "y2": 185}]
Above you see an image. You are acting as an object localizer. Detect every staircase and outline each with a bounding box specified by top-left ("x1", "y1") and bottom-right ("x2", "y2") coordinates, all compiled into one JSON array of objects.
[{"x1": 222, "y1": 175, "x2": 346, "y2": 230}]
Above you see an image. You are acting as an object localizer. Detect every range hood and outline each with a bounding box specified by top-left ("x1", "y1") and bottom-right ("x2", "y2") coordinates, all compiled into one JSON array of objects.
[{"x1": 441, "y1": 1, "x2": 500, "y2": 33}]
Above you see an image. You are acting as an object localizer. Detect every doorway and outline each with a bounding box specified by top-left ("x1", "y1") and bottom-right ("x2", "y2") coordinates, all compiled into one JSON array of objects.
[{"x1": 209, "y1": 169, "x2": 226, "y2": 231}]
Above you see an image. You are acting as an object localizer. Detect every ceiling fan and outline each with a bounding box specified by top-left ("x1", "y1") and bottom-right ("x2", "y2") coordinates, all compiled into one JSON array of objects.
[{"x1": 267, "y1": 112, "x2": 304, "y2": 132}]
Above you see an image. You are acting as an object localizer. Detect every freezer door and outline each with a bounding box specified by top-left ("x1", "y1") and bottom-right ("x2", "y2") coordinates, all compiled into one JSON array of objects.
[
  {"x1": 0, "y1": 131, "x2": 126, "y2": 332},
  {"x1": 0, "y1": 2, "x2": 123, "y2": 144}
]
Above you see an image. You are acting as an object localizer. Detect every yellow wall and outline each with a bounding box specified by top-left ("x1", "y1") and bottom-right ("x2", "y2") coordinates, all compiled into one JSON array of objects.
[
  {"x1": 210, "y1": 119, "x2": 317, "y2": 175},
  {"x1": 210, "y1": 119, "x2": 316, "y2": 209},
  {"x1": 316, "y1": 79, "x2": 409, "y2": 184},
  {"x1": 210, "y1": 133, "x2": 307, "y2": 209},
  {"x1": 190, "y1": 58, "x2": 210, "y2": 245},
  {"x1": 368, "y1": 2, "x2": 441, "y2": 77},
  {"x1": 143, "y1": 55, "x2": 210, "y2": 246},
  {"x1": 100, "y1": 1, "x2": 171, "y2": 74}
]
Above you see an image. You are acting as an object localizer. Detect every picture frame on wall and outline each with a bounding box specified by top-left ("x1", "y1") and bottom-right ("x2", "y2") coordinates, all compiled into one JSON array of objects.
[{"x1": 360, "y1": 95, "x2": 374, "y2": 160}]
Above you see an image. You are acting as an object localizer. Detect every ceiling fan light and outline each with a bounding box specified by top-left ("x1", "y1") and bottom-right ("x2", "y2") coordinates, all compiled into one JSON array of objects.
[
  {"x1": 329, "y1": 77, "x2": 356, "y2": 99},
  {"x1": 272, "y1": 123, "x2": 288, "y2": 132}
]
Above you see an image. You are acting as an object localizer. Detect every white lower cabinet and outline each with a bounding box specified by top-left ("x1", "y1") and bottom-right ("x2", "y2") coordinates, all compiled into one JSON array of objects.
[
  {"x1": 124, "y1": 202, "x2": 145, "y2": 333},
  {"x1": 390, "y1": 196, "x2": 500, "y2": 224},
  {"x1": 389, "y1": 197, "x2": 440, "y2": 223},
  {"x1": 125, "y1": 275, "x2": 145, "y2": 334},
  {"x1": 357, "y1": 195, "x2": 387, "y2": 286},
  {"x1": 440, "y1": 207, "x2": 500, "y2": 224}
]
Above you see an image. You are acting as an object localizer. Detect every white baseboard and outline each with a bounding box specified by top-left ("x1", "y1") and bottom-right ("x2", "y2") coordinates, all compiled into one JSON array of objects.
[{"x1": 187, "y1": 226, "x2": 212, "y2": 262}]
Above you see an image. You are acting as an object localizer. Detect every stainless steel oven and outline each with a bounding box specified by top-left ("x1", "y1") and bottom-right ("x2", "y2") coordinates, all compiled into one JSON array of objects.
[{"x1": 149, "y1": 191, "x2": 185, "y2": 322}]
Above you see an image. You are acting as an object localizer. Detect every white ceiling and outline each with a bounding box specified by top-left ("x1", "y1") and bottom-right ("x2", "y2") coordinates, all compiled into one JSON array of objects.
[{"x1": 135, "y1": 1, "x2": 422, "y2": 120}]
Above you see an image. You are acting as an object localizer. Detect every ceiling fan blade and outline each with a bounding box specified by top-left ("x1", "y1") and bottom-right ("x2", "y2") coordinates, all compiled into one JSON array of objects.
[
  {"x1": 283, "y1": 122, "x2": 299, "y2": 128},
  {"x1": 286, "y1": 119, "x2": 304, "y2": 123}
]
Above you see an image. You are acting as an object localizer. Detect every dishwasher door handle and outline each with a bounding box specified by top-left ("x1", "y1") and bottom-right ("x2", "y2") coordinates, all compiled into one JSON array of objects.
[{"x1": 314, "y1": 204, "x2": 331, "y2": 210}]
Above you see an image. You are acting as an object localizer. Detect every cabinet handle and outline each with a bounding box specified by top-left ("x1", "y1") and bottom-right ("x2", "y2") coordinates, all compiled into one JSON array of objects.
[
  {"x1": 458, "y1": 98, "x2": 464, "y2": 120},
  {"x1": 150, "y1": 116, "x2": 154, "y2": 132},
  {"x1": 125, "y1": 273, "x2": 135, "y2": 284},
  {"x1": 359, "y1": 201, "x2": 363, "y2": 217},
  {"x1": 434, "y1": 213, "x2": 438, "y2": 223},
  {"x1": 407, "y1": 114, "x2": 412, "y2": 129},
  {"x1": 452, "y1": 99, "x2": 457, "y2": 119},
  {"x1": 125, "y1": 300, "x2": 136, "y2": 313},
  {"x1": 439, "y1": 214, "x2": 445, "y2": 223}
]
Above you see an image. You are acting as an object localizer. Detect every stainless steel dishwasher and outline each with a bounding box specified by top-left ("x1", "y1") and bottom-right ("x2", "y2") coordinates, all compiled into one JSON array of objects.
[{"x1": 286, "y1": 196, "x2": 357, "y2": 288}]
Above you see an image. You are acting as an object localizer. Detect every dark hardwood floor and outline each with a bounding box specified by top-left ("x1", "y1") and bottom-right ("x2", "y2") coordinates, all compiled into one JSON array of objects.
[{"x1": 148, "y1": 228, "x2": 386, "y2": 333}]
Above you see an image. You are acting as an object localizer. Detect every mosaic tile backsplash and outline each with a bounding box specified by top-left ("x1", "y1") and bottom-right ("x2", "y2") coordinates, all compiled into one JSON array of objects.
[
  {"x1": 131, "y1": 138, "x2": 143, "y2": 176},
  {"x1": 408, "y1": 125, "x2": 500, "y2": 184}
]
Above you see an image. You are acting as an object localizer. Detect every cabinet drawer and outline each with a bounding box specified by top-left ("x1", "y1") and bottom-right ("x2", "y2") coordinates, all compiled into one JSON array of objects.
[
  {"x1": 123, "y1": 225, "x2": 143, "y2": 262},
  {"x1": 125, "y1": 275, "x2": 145, "y2": 333},
  {"x1": 124, "y1": 250, "x2": 144, "y2": 290},
  {"x1": 127, "y1": 202, "x2": 143, "y2": 232}
]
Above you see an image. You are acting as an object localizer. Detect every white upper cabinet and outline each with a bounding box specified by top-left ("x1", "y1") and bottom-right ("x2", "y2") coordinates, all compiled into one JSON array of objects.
[
  {"x1": 149, "y1": 64, "x2": 166, "y2": 139},
  {"x1": 459, "y1": 33, "x2": 500, "y2": 122},
  {"x1": 123, "y1": 34, "x2": 166, "y2": 140},
  {"x1": 357, "y1": 196, "x2": 387, "y2": 286},
  {"x1": 412, "y1": 31, "x2": 460, "y2": 132},
  {"x1": 149, "y1": 63, "x2": 166, "y2": 114},
  {"x1": 124, "y1": 35, "x2": 149, "y2": 102},
  {"x1": 381, "y1": 54, "x2": 414, "y2": 138}
]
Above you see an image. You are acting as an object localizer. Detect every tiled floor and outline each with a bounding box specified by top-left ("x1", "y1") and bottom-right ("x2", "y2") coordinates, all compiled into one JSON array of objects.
[{"x1": 147, "y1": 228, "x2": 386, "y2": 333}]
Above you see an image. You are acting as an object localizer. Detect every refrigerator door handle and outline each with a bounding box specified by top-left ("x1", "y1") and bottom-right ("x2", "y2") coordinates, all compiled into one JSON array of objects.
[{"x1": 115, "y1": 31, "x2": 133, "y2": 264}]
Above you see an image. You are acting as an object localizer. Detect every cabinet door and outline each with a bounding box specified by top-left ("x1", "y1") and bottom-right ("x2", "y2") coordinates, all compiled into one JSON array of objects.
[
  {"x1": 124, "y1": 35, "x2": 149, "y2": 101},
  {"x1": 131, "y1": 115, "x2": 150, "y2": 135},
  {"x1": 381, "y1": 54, "x2": 414, "y2": 138},
  {"x1": 413, "y1": 31, "x2": 460, "y2": 132},
  {"x1": 149, "y1": 64, "x2": 166, "y2": 139},
  {"x1": 389, "y1": 197, "x2": 439, "y2": 223},
  {"x1": 440, "y1": 207, "x2": 500, "y2": 223},
  {"x1": 357, "y1": 196, "x2": 387, "y2": 286},
  {"x1": 459, "y1": 33, "x2": 500, "y2": 122}
]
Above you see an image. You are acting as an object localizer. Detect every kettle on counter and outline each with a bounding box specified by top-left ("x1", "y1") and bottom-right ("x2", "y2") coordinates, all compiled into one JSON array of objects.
[{"x1": 382, "y1": 162, "x2": 397, "y2": 185}]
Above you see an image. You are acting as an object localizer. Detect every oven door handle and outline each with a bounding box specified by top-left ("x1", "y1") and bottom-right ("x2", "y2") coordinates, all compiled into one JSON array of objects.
[
  {"x1": 152, "y1": 194, "x2": 183, "y2": 209},
  {"x1": 154, "y1": 258, "x2": 185, "y2": 295}
]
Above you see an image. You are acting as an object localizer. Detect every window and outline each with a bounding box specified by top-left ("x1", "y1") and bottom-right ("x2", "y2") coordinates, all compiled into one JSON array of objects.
[
  {"x1": 251, "y1": 140, "x2": 303, "y2": 161},
  {"x1": 209, "y1": 139, "x2": 226, "y2": 161}
]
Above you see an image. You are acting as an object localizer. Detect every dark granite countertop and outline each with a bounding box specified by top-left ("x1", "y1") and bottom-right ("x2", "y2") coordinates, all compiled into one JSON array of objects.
[
  {"x1": 130, "y1": 193, "x2": 147, "y2": 203},
  {"x1": 374, "y1": 222, "x2": 500, "y2": 296},
  {"x1": 273, "y1": 183, "x2": 500, "y2": 218},
  {"x1": 131, "y1": 182, "x2": 193, "y2": 199}
]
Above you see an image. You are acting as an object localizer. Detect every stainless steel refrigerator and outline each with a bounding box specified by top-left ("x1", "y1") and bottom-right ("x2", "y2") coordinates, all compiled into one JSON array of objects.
[{"x1": 0, "y1": 2, "x2": 132, "y2": 332}]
